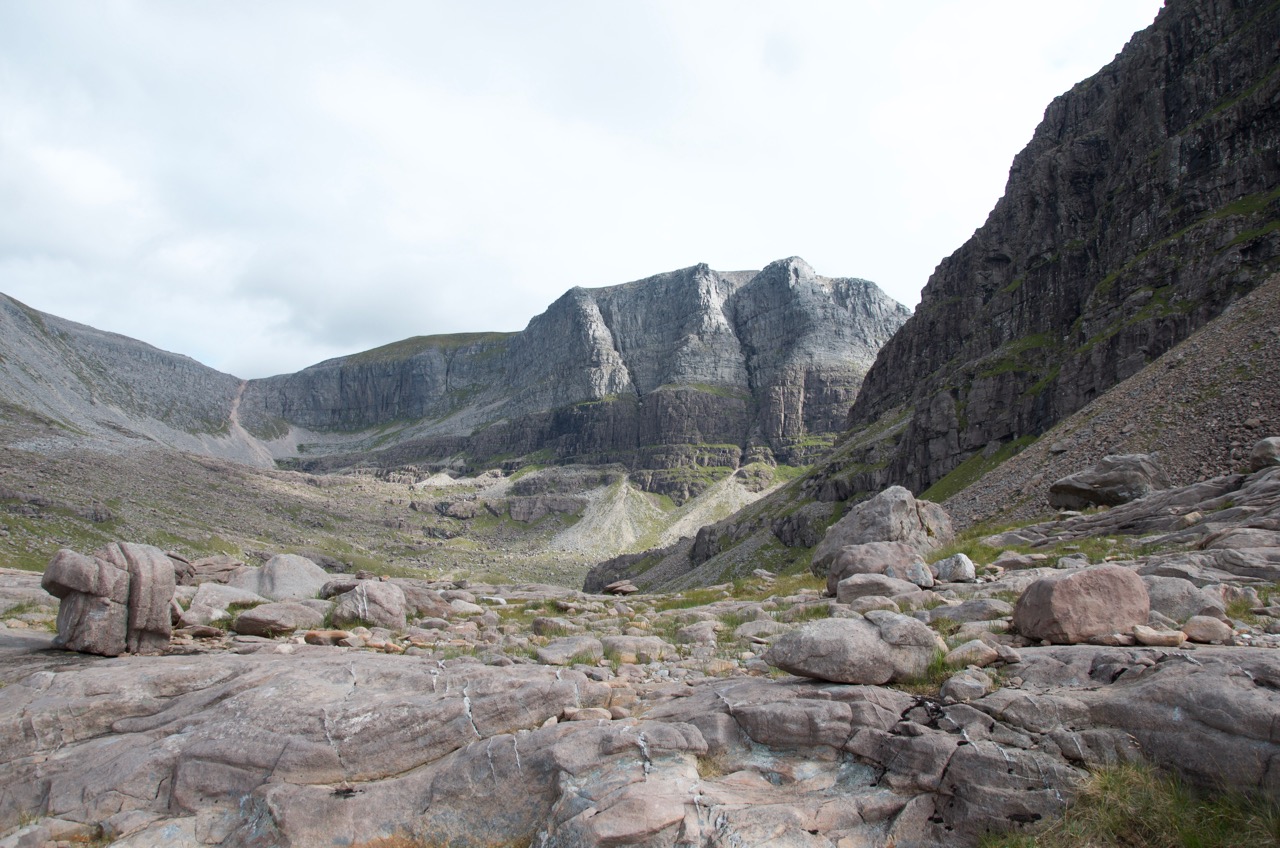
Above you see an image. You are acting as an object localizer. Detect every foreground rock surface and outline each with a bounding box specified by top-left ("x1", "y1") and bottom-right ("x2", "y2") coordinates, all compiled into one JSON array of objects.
[{"x1": 1, "y1": 625, "x2": 1277, "y2": 848}]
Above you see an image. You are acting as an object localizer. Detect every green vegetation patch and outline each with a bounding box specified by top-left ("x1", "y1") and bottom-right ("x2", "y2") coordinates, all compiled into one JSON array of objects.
[
  {"x1": 655, "y1": 382, "x2": 751, "y2": 400},
  {"x1": 890, "y1": 650, "x2": 957, "y2": 698},
  {"x1": 975, "y1": 334, "x2": 1055, "y2": 380},
  {"x1": 981, "y1": 762, "x2": 1280, "y2": 848},
  {"x1": 920, "y1": 435, "x2": 1038, "y2": 504}
]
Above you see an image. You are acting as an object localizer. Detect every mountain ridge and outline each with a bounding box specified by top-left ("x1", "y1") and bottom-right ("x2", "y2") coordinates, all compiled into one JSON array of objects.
[{"x1": 0, "y1": 257, "x2": 909, "y2": 492}]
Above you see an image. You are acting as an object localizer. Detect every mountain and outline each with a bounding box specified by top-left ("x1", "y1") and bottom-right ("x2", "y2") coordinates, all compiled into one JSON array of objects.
[
  {"x1": 587, "y1": 0, "x2": 1280, "y2": 590},
  {"x1": 840, "y1": 0, "x2": 1280, "y2": 497},
  {"x1": 0, "y1": 294, "x2": 269, "y2": 466},
  {"x1": 237, "y1": 257, "x2": 910, "y2": 493},
  {"x1": 0, "y1": 259, "x2": 907, "y2": 577},
  {"x1": 0, "y1": 259, "x2": 906, "y2": 487}
]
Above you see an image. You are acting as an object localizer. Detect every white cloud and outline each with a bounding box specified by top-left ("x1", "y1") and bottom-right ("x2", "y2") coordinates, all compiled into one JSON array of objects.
[{"x1": 0, "y1": 0, "x2": 1164, "y2": 378}]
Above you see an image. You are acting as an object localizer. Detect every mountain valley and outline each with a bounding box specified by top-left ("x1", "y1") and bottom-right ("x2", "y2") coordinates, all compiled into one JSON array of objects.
[{"x1": 1, "y1": 1, "x2": 1279, "y2": 846}]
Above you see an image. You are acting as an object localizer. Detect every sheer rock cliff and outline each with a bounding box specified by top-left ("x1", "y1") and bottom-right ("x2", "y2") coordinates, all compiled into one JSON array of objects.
[{"x1": 837, "y1": 0, "x2": 1280, "y2": 497}]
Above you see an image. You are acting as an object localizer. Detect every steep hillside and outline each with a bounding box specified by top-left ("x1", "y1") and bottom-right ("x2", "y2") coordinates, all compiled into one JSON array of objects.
[
  {"x1": 241, "y1": 257, "x2": 909, "y2": 488},
  {"x1": 842, "y1": 0, "x2": 1280, "y2": 496},
  {"x1": 943, "y1": 269, "x2": 1280, "y2": 528},
  {"x1": 0, "y1": 294, "x2": 270, "y2": 466}
]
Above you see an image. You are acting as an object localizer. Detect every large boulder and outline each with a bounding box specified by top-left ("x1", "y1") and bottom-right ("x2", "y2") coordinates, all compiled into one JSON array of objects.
[
  {"x1": 1141, "y1": 575, "x2": 1226, "y2": 623},
  {"x1": 330, "y1": 581, "x2": 408, "y2": 631},
  {"x1": 821, "y1": 541, "x2": 922, "y2": 595},
  {"x1": 1250, "y1": 437, "x2": 1280, "y2": 472},
  {"x1": 598, "y1": 635, "x2": 675, "y2": 664},
  {"x1": 537, "y1": 635, "x2": 604, "y2": 666},
  {"x1": 228, "y1": 554, "x2": 330, "y2": 601},
  {"x1": 178, "y1": 583, "x2": 269, "y2": 627},
  {"x1": 811, "y1": 487, "x2": 952, "y2": 577},
  {"x1": 835, "y1": 573, "x2": 920, "y2": 604},
  {"x1": 1048, "y1": 454, "x2": 1171, "y2": 510},
  {"x1": 232, "y1": 602, "x2": 326, "y2": 637},
  {"x1": 390, "y1": 579, "x2": 454, "y2": 619},
  {"x1": 763, "y1": 612, "x2": 945, "y2": 684},
  {"x1": 1012, "y1": 566, "x2": 1150, "y2": 644},
  {"x1": 41, "y1": 543, "x2": 175, "y2": 656},
  {"x1": 41, "y1": 549, "x2": 130, "y2": 656}
]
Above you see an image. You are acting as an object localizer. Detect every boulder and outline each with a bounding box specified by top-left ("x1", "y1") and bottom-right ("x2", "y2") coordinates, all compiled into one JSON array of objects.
[
  {"x1": 232, "y1": 602, "x2": 325, "y2": 637},
  {"x1": 675, "y1": 619, "x2": 721, "y2": 645},
  {"x1": 178, "y1": 583, "x2": 269, "y2": 627},
  {"x1": 822, "y1": 541, "x2": 922, "y2": 595},
  {"x1": 944, "y1": 639, "x2": 1000, "y2": 669},
  {"x1": 926, "y1": 598, "x2": 1014, "y2": 624},
  {"x1": 764, "y1": 613, "x2": 945, "y2": 684},
  {"x1": 899, "y1": 560, "x2": 936, "y2": 588},
  {"x1": 599, "y1": 635, "x2": 673, "y2": 664},
  {"x1": 536, "y1": 635, "x2": 603, "y2": 666},
  {"x1": 228, "y1": 554, "x2": 330, "y2": 601},
  {"x1": 732, "y1": 619, "x2": 792, "y2": 642},
  {"x1": 1133, "y1": 624, "x2": 1186, "y2": 648},
  {"x1": 42, "y1": 543, "x2": 176, "y2": 656},
  {"x1": 1249, "y1": 436, "x2": 1280, "y2": 472},
  {"x1": 1012, "y1": 565, "x2": 1150, "y2": 644},
  {"x1": 811, "y1": 487, "x2": 953, "y2": 576},
  {"x1": 940, "y1": 668, "x2": 996, "y2": 702},
  {"x1": 934, "y1": 552, "x2": 977, "y2": 583},
  {"x1": 101, "y1": 543, "x2": 176, "y2": 654},
  {"x1": 183, "y1": 553, "x2": 245, "y2": 585},
  {"x1": 390, "y1": 580, "x2": 454, "y2": 619},
  {"x1": 331, "y1": 581, "x2": 408, "y2": 631},
  {"x1": 835, "y1": 573, "x2": 920, "y2": 604},
  {"x1": 1181, "y1": 616, "x2": 1233, "y2": 644},
  {"x1": 1048, "y1": 454, "x2": 1171, "y2": 509},
  {"x1": 1141, "y1": 575, "x2": 1226, "y2": 623},
  {"x1": 42, "y1": 549, "x2": 130, "y2": 656}
]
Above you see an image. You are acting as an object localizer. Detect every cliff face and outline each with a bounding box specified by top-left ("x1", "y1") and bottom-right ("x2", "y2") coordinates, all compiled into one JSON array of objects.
[
  {"x1": 240, "y1": 257, "x2": 910, "y2": 471},
  {"x1": 841, "y1": 0, "x2": 1280, "y2": 495}
]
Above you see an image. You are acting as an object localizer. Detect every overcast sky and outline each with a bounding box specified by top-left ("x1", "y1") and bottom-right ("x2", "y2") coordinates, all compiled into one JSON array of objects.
[{"x1": 0, "y1": 1, "x2": 1165, "y2": 379}]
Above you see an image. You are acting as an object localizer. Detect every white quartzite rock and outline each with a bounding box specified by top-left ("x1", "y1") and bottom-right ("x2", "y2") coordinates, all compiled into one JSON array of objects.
[
  {"x1": 764, "y1": 613, "x2": 945, "y2": 684},
  {"x1": 228, "y1": 554, "x2": 331, "y2": 601},
  {"x1": 811, "y1": 487, "x2": 953, "y2": 577}
]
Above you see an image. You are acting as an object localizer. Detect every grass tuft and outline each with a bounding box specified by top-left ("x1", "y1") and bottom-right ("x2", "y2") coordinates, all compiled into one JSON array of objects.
[
  {"x1": 980, "y1": 762, "x2": 1280, "y2": 848},
  {"x1": 891, "y1": 650, "x2": 956, "y2": 697}
]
